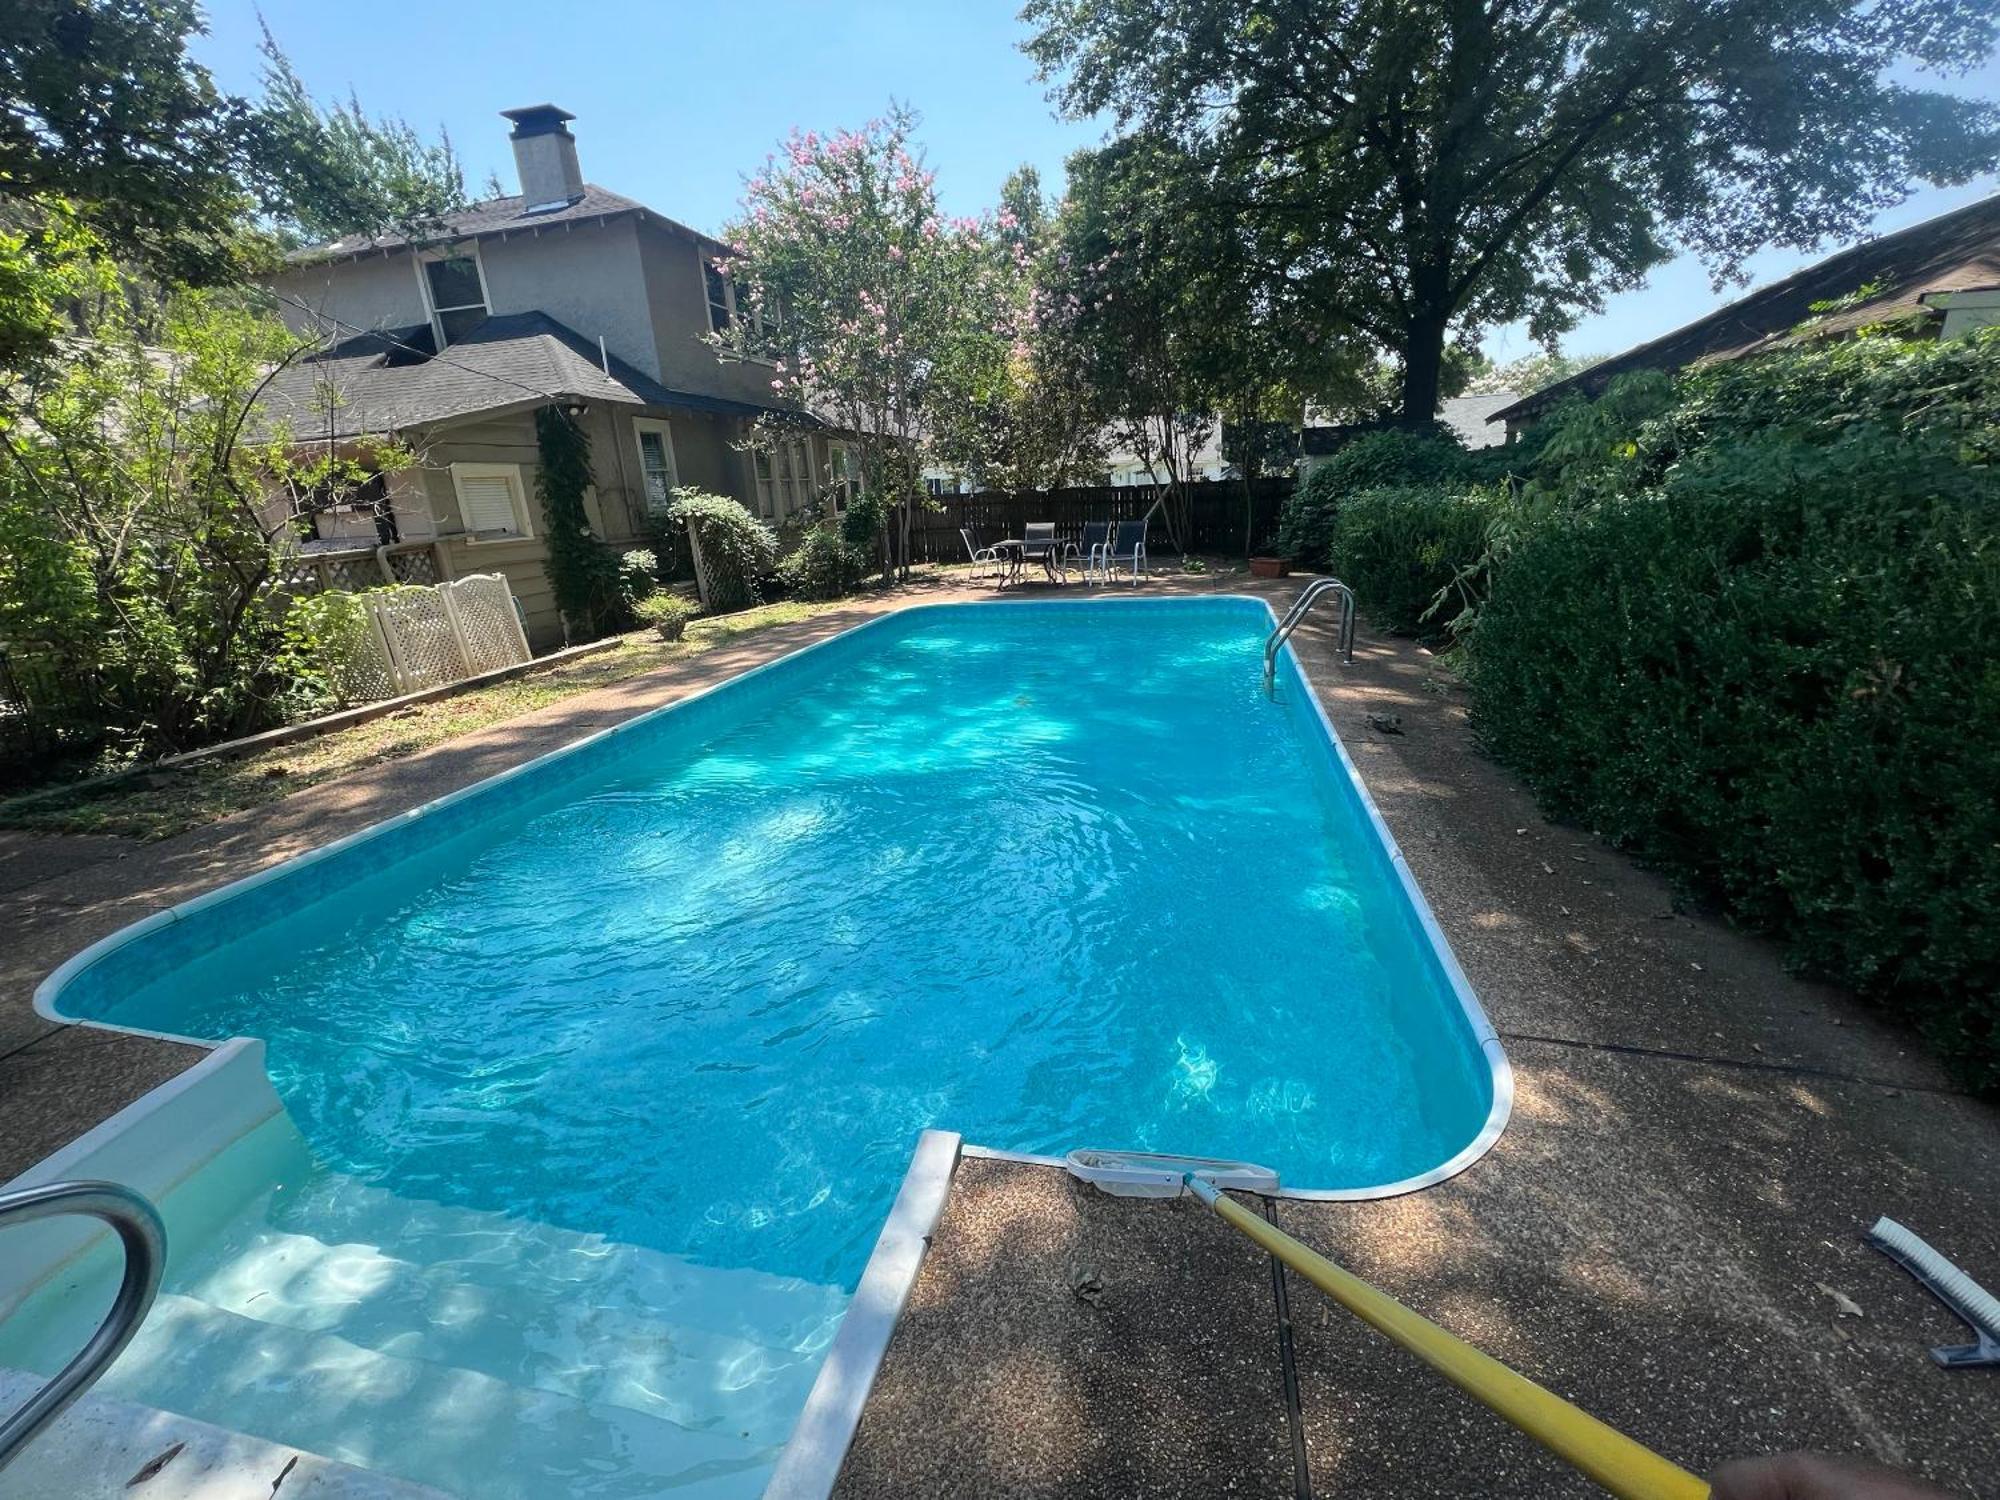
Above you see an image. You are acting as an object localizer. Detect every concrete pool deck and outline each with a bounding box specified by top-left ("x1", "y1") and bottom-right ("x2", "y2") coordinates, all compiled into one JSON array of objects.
[{"x1": 2, "y1": 574, "x2": 1996, "y2": 1495}]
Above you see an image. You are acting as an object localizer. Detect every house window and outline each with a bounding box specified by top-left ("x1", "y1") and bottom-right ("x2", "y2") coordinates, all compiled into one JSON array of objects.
[
  {"x1": 752, "y1": 435, "x2": 813, "y2": 518},
  {"x1": 632, "y1": 420, "x2": 679, "y2": 515},
  {"x1": 827, "y1": 442, "x2": 862, "y2": 513},
  {"x1": 450, "y1": 462, "x2": 530, "y2": 539},
  {"x1": 421, "y1": 248, "x2": 489, "y2": 347},
  {"x1": 705, "y1": 260, "x2": 733, "y2": 334}
]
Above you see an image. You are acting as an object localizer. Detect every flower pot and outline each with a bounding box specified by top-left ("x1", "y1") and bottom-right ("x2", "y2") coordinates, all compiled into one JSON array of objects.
[
  {"x1": 1249, "y1": 556, "x2": 1292, "y2": 578},
  {"x1": 653, "y1": 618, "x2": 688, "y2": 642}
]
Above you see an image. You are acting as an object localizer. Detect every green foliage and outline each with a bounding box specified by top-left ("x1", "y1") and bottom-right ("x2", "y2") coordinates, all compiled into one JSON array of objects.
[
  {"x1": 0, "y1": 0, "x2": 256, "y2": 288},
  {"x1": 0, "y1": 275, "x2": 405, "y2": 768},
  {"x1": 778, "y1": 525, "x2": 867, "y2": 601},
  {"x1": 633, "y1": 591, "x2": 698, "y2": 640},
  {"x1": 618, "y1": 549, "x2": 658, "y2": 602},
  {"x1": 1319, "y1": 429, "x2": 1469, "y2": 492},
  {"x1": 1276, "y1": 428, "x2": 1473, "y2": 567},
  {"x1": 245, "y1": 26, "x2": 467, "y2": 247},
  {"x1": 668, "y1": 489, "x2": 778, "y2": 613},
  {"x1": 1331, "y1": 486, "x2": 1494, "y2": 642},
  {"x1": 1274, "y1": 464, "x2": 1344, "y2": 568},
  {"x1": 1025, "y1": 0, "x2": 2000, "y2": 420},
  {"x1": 1462, "y1": 331, "x2": 2000, "y2": 1092},
  {"x1": 534, "y1": 406, "x2": 631, "y2": 641}
]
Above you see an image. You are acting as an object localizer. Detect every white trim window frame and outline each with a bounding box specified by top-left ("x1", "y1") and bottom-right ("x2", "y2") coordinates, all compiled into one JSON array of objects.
[
  {"x1": 450, "y1": 461, "x2": 532, "y2": 540},
  {"x1": 752, "y1": 434, "x2": 812, "y2": 519},
  {"x1": 631, "y1": 419, "x2": 680, "y2": 517},
  {"x1": 699, "y1": 252, "x2": 781, "y2": 361},
  {"x1": 416, "y1": 244, "x2": 492, "y2": 348},
  {"x1": 826, "y1": 440, "x2": 862, "y2": 514}
]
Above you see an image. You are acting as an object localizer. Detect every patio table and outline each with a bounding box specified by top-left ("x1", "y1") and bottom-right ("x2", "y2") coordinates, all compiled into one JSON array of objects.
[{"x1": 993, "y1": 539, "x2": 1066, "y2": 587}]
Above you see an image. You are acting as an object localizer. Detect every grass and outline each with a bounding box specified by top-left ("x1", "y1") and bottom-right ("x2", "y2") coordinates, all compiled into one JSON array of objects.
[{"x1": 0, "y1": 596, "x2": 867, "y2": 842}]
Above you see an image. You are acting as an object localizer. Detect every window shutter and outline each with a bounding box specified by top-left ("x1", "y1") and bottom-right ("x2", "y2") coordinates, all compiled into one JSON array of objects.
[{"x1": 457, "y1": 472, "x2": 519, "y2": 535}]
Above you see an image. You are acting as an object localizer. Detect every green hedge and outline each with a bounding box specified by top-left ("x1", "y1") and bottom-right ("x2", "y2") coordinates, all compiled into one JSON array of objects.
[
  {"x1": 1464, "y1": 334, "x2": 2000, "y2": 1092},
  {"x1": 1329, "y1": 485, "x2": 1492, "y2": 642}
]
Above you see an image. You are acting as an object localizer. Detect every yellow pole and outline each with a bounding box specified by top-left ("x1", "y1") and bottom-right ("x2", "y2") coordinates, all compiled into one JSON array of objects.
[{"x1": 1185, "y1": 1176, "x2": 1709, "y2": 1500}]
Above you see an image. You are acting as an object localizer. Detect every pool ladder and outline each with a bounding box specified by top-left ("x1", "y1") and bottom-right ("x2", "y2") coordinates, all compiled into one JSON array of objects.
[
  {"x1": 0, "y1": 1181, "x2": 165, "y2": 1473},
  {"x1": 1264, "y1": 577, "x2": 1355, "y2": 694}
]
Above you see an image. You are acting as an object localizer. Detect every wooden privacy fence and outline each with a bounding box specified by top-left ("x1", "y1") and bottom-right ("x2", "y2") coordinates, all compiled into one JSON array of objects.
[{"x1": 901, "y1": 478, "x2": 1294, "y2": 565}]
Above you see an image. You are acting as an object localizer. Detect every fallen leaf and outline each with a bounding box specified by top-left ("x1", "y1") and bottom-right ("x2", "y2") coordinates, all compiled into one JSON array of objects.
[
  {"x1": 126, "y1": 1442, "x2": 185, "y2": 1487},
  {"x1": 1815, "y1": 1281, "x2": 1864, "y2": 1318}
]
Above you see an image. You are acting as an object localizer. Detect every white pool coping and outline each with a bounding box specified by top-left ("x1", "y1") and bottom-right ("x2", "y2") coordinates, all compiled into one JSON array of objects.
[{"x1": 765, "y1": 1128, "x2": 961, "y2": 1500}]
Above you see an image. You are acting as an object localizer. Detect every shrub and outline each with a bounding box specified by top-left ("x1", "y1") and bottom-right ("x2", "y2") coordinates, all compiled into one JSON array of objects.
[
  {"x1": 1276, "y1": 427, "x2": 1473, "y2": 568},
  {"x1": 1273, "y1": 462, "x2": 1343, "y2": 567},
  {"x1": 1330, "y1": 485, "x2": 1494, "y2": 641},
  {"x1": 1463, "y1": 332, "x2": 2000, "y2": 1093},
  {"x1": 618, "y1": 549, "x2": 658, "y2": 602},
  {"x1": 667, "y1": 489, "x2": 778, "y2": 612},
  {"x1": 633, "y1": 591, "x2": 698, "y2": 641},
  {"x1": 1318, "y1": 426, "x2": 1470, "y2": 491},
  {"x1": 778, "y1": 525, "x2": 866, "y2": 601}
]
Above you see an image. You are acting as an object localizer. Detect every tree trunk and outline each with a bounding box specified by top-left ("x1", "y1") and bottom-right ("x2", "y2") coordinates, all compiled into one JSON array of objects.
[{"x1": 1400, "y1": 305, "x2": 1451, "y2": 428}]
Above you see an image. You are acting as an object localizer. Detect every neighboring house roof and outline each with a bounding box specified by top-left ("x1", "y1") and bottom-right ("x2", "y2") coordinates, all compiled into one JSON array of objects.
[
  {"x1": 1437, "y1": 393, "x2": 1517, "y2": 449},
  {"x1": 257, "y1": 311, "x2": 789, "y2": 440},
  {"x1": 1492, "y1": 192, "x2": 2000, "y2": 425},
  {"x1": 285, "y1": 184, "x2": 731, "y2": 265},
  {"x1": 1297, "y1": 392, "x2": 1520, "y2": 456}
]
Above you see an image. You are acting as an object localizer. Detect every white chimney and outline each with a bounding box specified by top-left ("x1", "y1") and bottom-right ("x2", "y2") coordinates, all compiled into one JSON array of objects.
[{"x1": 502, "y1": 105, "x2": 584, "y2": 210}]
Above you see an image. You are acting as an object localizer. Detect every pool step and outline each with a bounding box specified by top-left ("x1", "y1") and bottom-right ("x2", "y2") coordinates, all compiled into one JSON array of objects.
[
  {"x1": 164, "y1": 1173, "x2": 845, "y2": 1442},
  {"x1": 37, "y1": 1293, "x2": 773, "y2": 1500}
]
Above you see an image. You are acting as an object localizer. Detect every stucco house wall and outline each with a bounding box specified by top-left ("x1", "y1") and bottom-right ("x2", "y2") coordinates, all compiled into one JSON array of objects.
[
  {"x1": 269, "y1": 253, "x2": 428, "y2": 340},
  {"x1": 478, "y1": 221, "x2": 662, "y2": 380}
]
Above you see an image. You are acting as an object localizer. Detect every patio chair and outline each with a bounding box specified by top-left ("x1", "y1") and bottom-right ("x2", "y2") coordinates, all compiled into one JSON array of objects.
[
  {"x1": 1021, "y1": 521, "x2": 1062, "y2": 581},
  {"x1": 961, "y1": 526, "x2": 1002, "y2": 583},
  {"x1": 1092, "y1": 518, "x2": 1149, "y2": 585},
  {"x1": 1068, "y1": 520, "x2": 1110, "y2": 577}
]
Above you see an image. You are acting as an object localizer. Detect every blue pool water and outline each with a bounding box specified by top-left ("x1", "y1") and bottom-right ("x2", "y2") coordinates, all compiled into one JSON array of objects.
[{"x1": 30, "y1": 597, "x2": 1503, "y2": 1496}]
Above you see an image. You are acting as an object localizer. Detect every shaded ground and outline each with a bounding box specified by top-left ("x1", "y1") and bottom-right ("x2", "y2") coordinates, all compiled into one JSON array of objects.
[{"x1": 834, "y1": 608, "x2": 2000, "y2": 1499}]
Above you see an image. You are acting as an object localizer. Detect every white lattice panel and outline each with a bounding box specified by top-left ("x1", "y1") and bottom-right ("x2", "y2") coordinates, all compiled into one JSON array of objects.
[
  {"x1": 440, "y1": 574, "x2": 531, "y2": 676},
  {"x1": 373, "y1": 588, "x2": 467, "y2": 693}
]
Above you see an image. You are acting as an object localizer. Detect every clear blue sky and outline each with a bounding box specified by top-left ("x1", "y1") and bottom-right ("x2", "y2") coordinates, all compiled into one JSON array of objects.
[{"x1": 200, "y1": 2, "x2": 1998, "y2": 365}]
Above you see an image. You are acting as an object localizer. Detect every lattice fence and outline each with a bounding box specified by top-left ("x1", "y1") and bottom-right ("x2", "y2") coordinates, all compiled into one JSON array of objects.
[{"x1": 299, "y1": 574, "x2": 532, "y2": 706}]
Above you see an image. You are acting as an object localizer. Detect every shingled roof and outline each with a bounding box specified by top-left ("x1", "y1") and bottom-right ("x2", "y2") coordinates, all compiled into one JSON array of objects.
[
  {"x1": 258, "y1": 311, "x2": 792, "y2": 439},
  {"x1": 286, "y1": 184, "x2": 731, "y2": 265},
  {"x1": 1490, "y1": 193, "x2": 2000, "y2": 426}
]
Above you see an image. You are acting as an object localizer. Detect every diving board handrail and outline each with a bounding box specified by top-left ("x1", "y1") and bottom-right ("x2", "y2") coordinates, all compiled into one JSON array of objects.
[
  {"x1": 1264, "y1": 577, "x2": 1355, "y2": 693},
  {"x1": 0, "y1": 1181, "x2": 166, "y2": 1473}
]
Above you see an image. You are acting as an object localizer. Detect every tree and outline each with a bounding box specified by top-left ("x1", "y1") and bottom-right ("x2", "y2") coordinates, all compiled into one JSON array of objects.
[
  {"x1": 0, "y1": 222, "x2": 405, "y2": 760},
  {"x1": 1, "y1": 0, "x2": 254, "y2": 287},
  {"x1": 245, "y1": 26, "x2": 467, "y2": 247},
  {"x1": 1462, "y1": 350, "x2": 1608, "y2": 398},
  {"x1": 1024, "y1": 0, "x2": 2000, "y2": 423},
  {"x1": 723, "y1": 109, "x2": 993, "y2": 580},
  {"x1": 925, "y1": 166, "x2": 1108, "y2": 491}
]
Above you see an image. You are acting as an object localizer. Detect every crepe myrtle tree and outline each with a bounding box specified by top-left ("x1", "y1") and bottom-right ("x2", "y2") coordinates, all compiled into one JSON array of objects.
[
  {"x1": 924, "y1": 166, "x2": 1109, "y2": 492},
  {"x1": 719, "y1": 108, "x2": 997, "y2": 580},
  {"x1": 1025, "y1": 0, "x2": 2000, "y2": 425}
]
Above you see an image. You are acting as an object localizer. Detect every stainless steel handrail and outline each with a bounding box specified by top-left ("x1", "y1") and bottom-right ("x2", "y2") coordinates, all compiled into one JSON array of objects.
[
  {"x1": 1264, "y1": 577, "x2": 1355, "y2": 693},
  {"x1": 0, "y1": 1181, "x2": 166, "y2": 1473}
]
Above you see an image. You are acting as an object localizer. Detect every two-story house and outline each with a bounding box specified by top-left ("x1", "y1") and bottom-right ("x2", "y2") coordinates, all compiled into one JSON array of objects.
[{"x1": 262, "y1": 104, "x2": 852, "y2": 646}]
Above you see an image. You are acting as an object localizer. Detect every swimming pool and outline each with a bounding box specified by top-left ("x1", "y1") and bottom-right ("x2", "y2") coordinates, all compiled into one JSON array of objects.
[{"x1": 19, "y1": 597, "x2": 1506, "y2": 1497}]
